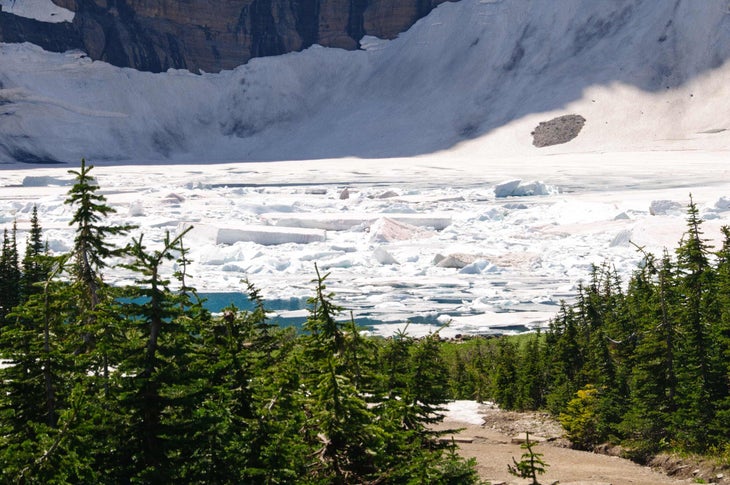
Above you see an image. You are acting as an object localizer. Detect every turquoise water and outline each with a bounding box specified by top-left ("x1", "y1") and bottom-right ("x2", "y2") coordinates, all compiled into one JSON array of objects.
[
  {"x1": 198, "y1": 293, "x2": 306, "y2": 313},
  {"x1": 130, "y1": 293, "x2": 530, "y2": 335},
  {"x1": 196, "y1": 293, "x2": 309, "y2": 328}
]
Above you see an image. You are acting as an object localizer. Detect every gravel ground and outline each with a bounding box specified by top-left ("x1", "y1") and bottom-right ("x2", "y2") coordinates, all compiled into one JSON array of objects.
[{"x1": 436, "y1": 403, "x2": 696, "y2": 485}]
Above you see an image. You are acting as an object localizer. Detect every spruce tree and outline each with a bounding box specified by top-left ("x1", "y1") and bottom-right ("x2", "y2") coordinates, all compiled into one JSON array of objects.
[
  {"x1": 114, "y1": 229, "x2": 202, "y2": 482},
  {"x1": 64, "y1": 159, "x2": 134, "y2": 399},
  {"x1": 673, "y1": 196, "x2": 716, "y2": 449},
  {"x1": 65, "y1": 158, "x2": 132, "y2": 308},
  {"x1": 710, "y1": 226, "x2": 730, "y2": 445},
  {"x1": 516, "y1": 331, "x2": 547, "y2": 410},
  {"x1": 21, "y1": 205, "x2": 49, "y2": 299},
  {"x1": 545, "y1": 303, "x2": 583, "y2": 413},
  {"x1": 300, "y1": 265, "x2": 384, "y2": 483},
  {"x1": 0, "y1": 223, "x2": 21, "y2": 321},
  {"x1": 493, "y1": 338, "x2": 519, "y2": 410},
  {"x1": 621, "y1": 251, "x2": 679, "y2": 452}
]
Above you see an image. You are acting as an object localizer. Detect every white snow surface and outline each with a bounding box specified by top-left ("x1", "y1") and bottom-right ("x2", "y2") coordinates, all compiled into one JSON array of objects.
[
  {"x1": 0, "y1": 0, "x2": 74, "y2": 23},
  {"x1": 2, "y1": 0, "x2": 730, "y2": 336},
  {"x1": 440, "y1": 400, "x2": 488, "y2": 425}
]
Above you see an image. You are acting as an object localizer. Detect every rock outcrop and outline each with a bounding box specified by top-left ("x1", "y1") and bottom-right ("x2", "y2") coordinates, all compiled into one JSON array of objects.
[
  {"x1": 0, "y1": 11, "x2": 82, "y2": 54},
  {"x1": 0, "y1": 0, "x2": 452, "y2": 73},
  {"x1": 531, "y1": 114, "x2": 586, "y2": 148}
]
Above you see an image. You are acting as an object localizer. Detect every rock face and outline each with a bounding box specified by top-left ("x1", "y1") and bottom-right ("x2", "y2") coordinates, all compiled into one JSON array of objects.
[
  {"x1": 0, "y1": 11, "x2": 82, "y2": 54},
  {"x1": 0, "y1": 0, "x2": 451, "y2": 73}
]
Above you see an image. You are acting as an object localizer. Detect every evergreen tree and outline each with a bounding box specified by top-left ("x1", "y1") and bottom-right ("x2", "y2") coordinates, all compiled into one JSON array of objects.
[
  {"x1": 544, "y1": 303, "x2": 583, "y2": 413},
  {"x1": 65, "y1": 158, "x2": 133, "y2": 309},
  {"x1": 0, "y1": 223, "x2": 21, "y2": 321},
  {"x1": 114, "y1": 229, "x2": 203, "y2": 482},
  {"x1": 710, "y1": 226, "x2": 730, "y2": 445},
  {"x1": 64, "y1": 159, "x2": 135, "y2": 405},
  {"x1": 21, "y1": 205, "x2": 49, "y2": 299},
  {"x1": 620, "y1": 251, "x2": 679, "y2": 452},
  {"x1": 408, "y1": 332, "x2": 451, "y2": 430},
  {"x1": 300, "y1": 266, "x2": 384, "y2": 483},
  {"x1": 493, "y1": 338, "x2": 519, "y2": 409},
  {"x1": 507, "y1": 431, "x2": 549, "y2": 484},
  {"x1": 673, "y1": 196, "x2": 716, "y2": 449},
  {"x1": 516, "y1": 331, "x2": 546, "y2": 410}
]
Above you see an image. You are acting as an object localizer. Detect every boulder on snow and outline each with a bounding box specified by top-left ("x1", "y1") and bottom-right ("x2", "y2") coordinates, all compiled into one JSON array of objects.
[{"x1": 531, "y1": 114, "x2": 586, "y2": 147}]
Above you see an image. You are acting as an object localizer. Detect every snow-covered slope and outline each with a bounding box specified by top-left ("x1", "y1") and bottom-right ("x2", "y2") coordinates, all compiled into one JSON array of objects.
[
  {"x1": 1, "y1": 0, "x2": 730, "y2": 164},
  {"x1": 2, "y1": 0, "x2": 730, "y2": 336},
  {"x1": 0, "y1": 0, "x2": 74, "y2": 24}
]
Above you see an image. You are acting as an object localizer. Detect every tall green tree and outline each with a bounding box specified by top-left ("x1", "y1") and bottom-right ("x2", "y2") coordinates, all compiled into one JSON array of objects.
[
  {"x1": 300, "y1": 266, "x2": 384, "y2": 483},
  {"x1": 114, "y1": 229, "x2": 203, "y2": 482},
  {"x1": 620, "y1": 251, "x2": 679, "y2": 452},
  {"x1": 0, "y1": 223, "x2": 21, "y2": 321},
  {"x1": 21, "y1": 205, "x2": 50, "y2": 299},
  {"x1": 673, "y1": 196, "x2": 716, "y2": 449},
  {"x1": 64, "y1": 159, "x2": 134, "y2": 399},
  {"x1": 65, "y1": 158, "x2": 132, "y2": 309}
]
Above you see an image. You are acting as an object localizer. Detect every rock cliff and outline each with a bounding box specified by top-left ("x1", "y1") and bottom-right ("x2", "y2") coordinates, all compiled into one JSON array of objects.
[{"x1": 0, "y1": 0, "x2": 451, "y2": 72}]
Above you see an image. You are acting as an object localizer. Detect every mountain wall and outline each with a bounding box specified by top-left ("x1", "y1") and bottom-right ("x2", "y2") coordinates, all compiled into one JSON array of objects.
[
  {"x1": 0, "y1": 0, "x2": 450, "y2": 72},
  {"x1": 2, "y1": 0, "x2": 730, "y2": 165}
]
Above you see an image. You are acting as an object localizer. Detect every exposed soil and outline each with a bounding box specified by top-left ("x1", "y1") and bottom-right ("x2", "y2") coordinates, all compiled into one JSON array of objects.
[{"x1": 437, "y1": 403, "x2": 727, "y2": 485}]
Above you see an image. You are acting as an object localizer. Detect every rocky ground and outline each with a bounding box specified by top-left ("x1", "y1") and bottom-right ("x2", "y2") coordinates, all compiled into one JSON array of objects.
[{"x1": 437, "y1": 403, "x2": 728, "y2": 485}]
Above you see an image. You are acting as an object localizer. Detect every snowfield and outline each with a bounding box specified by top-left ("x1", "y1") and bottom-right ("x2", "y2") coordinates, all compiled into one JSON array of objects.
[
  {"x1": 1, "y1": 0, "x2": 730, "y2": 336},
  {"x1": 2, "y1": 155, "x2": 729, "y2": 337}
]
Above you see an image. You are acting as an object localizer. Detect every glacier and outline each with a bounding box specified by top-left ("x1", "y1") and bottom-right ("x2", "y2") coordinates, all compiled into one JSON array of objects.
[{"x1": 1, "y1": 0, "x2": 730, "y2": 336}]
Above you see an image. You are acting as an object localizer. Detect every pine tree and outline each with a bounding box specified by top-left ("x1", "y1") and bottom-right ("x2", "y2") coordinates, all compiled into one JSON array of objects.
[
  {"x1": 673, "y1": 196, "x2": 716, "y2": 449},
  {"x1": 408, "y1": 332, "x2": 450, "y2": 430},
  {"x1": 545, "y1": 303, "x2": 583, "y2": 414},
  {"x1": 114, "y1": 229, "x2": 202, "y2": 482},
  {"x1": 710, "y1": 226, "x2": 730, "y2": 446},
  {"x1": 507, "y1": 431, "x2": 549, "y2": 484},
  {"x1": 0, "y1": 223, "x2": 21, "y2": 321},
  {"x1": 620, "y1": 251, "x2": 679, "y2": 452},
  {"x1": 65, "y1": 158, "x2": 133, "y2": 309},
  {"x1": 64, "y1": 159, "x2": 135, "y2": 403},
  {"x1": 516, "y1": 331, "x2": 547, "y2": 410},
  {"x1": 300, "y1": 265, "x2": 384, "y2": 483},
  {"x1": 493, "y1": 338, "x2": 519, "y2": 409},
  {"x1": 243, "y1": 327, "x2": 309, "y2": 484},
  {"x1": 21, "y1": 205, "x2": 49, "y2": 299}
]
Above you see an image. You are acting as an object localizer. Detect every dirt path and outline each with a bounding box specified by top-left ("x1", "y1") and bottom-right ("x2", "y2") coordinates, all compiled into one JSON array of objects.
[{"x1": 436, "y1": 404, "x2": 691, "y2": 485}]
